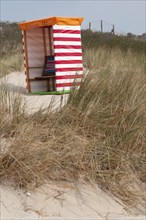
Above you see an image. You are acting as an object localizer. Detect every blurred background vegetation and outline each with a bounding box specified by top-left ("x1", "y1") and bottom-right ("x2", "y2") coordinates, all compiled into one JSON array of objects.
[
  {"x1": 0, "y1": 21, "x2": 145, "y2": 59},
  {"x1": 0, "y1": 21, "x2": 145, "y2": 77}
]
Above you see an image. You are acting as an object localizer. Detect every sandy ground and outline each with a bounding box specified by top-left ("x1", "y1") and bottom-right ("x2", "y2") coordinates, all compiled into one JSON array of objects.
[
  {"x1": 0, "y1": 72, "x2": 145, "y2": 220},
  {"x1": 1, "y1": 182, "x2": 145, "y2": 220},
  {"x1": 1, "y1": 71, "x2": 69, "y2": 113}
]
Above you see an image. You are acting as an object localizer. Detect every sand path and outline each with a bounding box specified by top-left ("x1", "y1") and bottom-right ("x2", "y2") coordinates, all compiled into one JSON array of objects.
[{"x1": 1, "y1": 71, "x2": 69, "y2": 113}]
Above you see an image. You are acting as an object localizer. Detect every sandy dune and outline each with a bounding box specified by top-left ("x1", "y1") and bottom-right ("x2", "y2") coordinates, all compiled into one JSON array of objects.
[
  {"x1": 0, "y1": 72, "x2": 145, "y2": 219},
  {"x1": 1, "y1": 182, "x2": 145, "y2": 220}
]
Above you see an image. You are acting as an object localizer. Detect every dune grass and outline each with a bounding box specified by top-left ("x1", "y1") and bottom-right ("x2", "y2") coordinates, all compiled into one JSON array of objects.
[
  {"x1": 0, "y1": 48, "x2": 145, "y2": 213},
  {"x1": 0, "y1": 52, "x2": 24, "y2": 78},
  {"x1": 82, "y1": 30, "x2": 146, "y2": 55},
  {"x1": 0, "y1": 21, "x2": 23, "y2": 77}
]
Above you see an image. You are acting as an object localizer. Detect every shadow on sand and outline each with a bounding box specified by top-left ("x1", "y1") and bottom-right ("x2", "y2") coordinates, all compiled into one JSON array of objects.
[{"x1": 6, "y1": 83, "x2": 27, "y2": 95}]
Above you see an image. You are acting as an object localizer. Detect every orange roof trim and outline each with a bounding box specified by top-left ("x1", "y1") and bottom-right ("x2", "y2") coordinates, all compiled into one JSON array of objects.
[{"x1": 19, "y1": 16, "x2": 84, "y2": 30}]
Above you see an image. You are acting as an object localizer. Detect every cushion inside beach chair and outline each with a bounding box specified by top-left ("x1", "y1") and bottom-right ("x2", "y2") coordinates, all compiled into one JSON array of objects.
[{"x1": 43, "y1": 56, "x2": 55, "y2": 76}]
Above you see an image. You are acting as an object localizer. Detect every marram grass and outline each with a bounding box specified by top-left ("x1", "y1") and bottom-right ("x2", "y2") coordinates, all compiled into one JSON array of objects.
[
  {"x1": 0, "y1": 48, "x2": 145, "y2": 214},
  {"x1": 0, "y1": 53, "x2": 24, "y2": 78}
]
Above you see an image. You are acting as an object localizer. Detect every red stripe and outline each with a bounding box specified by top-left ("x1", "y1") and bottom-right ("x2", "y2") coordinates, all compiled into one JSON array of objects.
[
  {"x1": 54, "y1": 45, "x2": 82, "y2": 49},
  {"x1": 56, "y1": 67, "x2": 83, "y2": 72},
  {"x1": 53, "y1": 30, "x2": 81, "y2": 34},
  {"x1": 56, "y1": 82, "x2": 81, "y2": 87},
  {"x1": 55, "y1": 60, "x2": 82, "y2": 64},
  {"x1": 56, "y1": 74, "x2": 83, "y2": 80},
  {"x1": 53, "y1": 37, "x2": 81, "y2": 42},
  {"x1": 55, "y1": 53, "x2": 82, "y2": 56}
]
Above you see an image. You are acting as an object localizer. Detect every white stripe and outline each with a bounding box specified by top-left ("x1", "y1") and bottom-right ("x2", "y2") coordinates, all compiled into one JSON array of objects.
[
  {"x1": 56, "y1": 78, "x2": 82, "y2": 84},
  {"x1": 55, "y1": 56, "x2": 82, "y2": 61},
  {"x1": 55, "y1": 64, "x2": 83, "y2": 68},
  {"x1": 56, "y1": 87, "x2": 71, "y2": 91},
  {"x1": 56, "y1": 71, "x2": 83, "y2": 76},
  {"x1": 56, "y1": 86, "x2": 80, "y2": 91},
  {"x1": 53, "y1": 25, "x2": 80, "y2": 30},
  {"x1": 22, "y1": 31, "x2": 24, "y2": 42},
  {"x1": 54, "y1": 48, "x2": 82, "y2": 53},
  {"x1": 53, "y1": 33, "x2": 81, "y2": 38},
  {"x1": 54, "y1": 41, "x2": 81, "y2": 45},
  {"x1": 27, "y1": 48, "x2": 44, "y2": 52},
  {"x1": 27, "y1": 53, "x2": 45, "y2": 58}
]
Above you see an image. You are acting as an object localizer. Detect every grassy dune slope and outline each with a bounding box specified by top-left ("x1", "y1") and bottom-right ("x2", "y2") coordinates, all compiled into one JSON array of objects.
[{"x1": 0, "y1": 21, "x2": 146, "y2": 213}]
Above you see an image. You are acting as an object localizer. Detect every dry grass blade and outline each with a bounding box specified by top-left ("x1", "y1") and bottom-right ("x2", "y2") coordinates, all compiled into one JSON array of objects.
[{"x1": 0, "y1": 48, "x2": 145, "y2": 214}]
